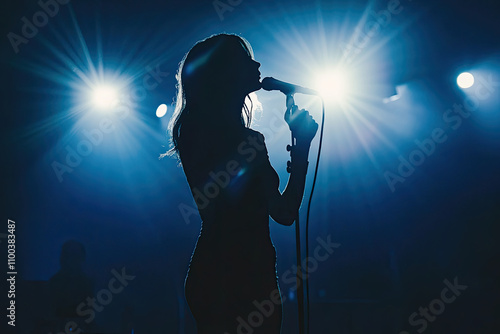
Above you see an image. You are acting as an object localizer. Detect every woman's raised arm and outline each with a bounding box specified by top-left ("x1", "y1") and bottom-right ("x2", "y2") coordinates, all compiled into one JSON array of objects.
[{"x1": 268, "y1": 105, "x2": 318, "y2": 225}]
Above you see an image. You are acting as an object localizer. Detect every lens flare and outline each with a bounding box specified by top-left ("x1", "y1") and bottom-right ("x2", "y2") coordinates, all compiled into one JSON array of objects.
[{"x1": 156, "y1": 104, "x2": 168, "y2": 118}]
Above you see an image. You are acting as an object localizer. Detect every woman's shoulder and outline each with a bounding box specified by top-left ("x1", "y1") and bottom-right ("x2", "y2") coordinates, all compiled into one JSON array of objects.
[{"x1": 243, "y1": 127, "x2": 265, "y2": 142}]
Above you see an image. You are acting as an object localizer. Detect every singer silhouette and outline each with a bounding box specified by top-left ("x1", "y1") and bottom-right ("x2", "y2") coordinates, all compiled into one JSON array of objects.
[{"x1": 167, "y1": 33, "x2": 318, "y2": 334}]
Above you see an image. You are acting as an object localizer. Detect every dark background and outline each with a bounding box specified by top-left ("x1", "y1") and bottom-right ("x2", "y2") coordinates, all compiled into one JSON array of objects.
[{"x1": 2, "y1": 0, "x2": 500, "y2": 333}]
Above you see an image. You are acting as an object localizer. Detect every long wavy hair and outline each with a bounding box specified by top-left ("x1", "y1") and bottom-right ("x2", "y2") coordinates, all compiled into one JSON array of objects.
[{"x1": 166, "y1": 34, "x2": 255, "y2": 160}]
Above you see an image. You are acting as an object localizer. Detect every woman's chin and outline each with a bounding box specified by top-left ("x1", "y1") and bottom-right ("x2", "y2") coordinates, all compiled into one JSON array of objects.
[{"x1": 248, "y1": 82, "x2": 262, "y2": 94}]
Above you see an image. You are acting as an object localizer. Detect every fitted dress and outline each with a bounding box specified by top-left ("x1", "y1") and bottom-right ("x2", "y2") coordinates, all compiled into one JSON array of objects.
[{"x1": 179, "y1": 125, "x2": 283, "y2": 334}]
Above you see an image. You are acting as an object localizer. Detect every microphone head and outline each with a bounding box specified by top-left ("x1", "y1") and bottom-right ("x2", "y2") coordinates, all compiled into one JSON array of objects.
[
  {"x1": 261, "y1": 76, "x2": 318, "y2": 96},
  {"x1": 261, "y1": 77, "x2": 295, "y2": 95},
  {"x1": 261, "y1": 77, "x2": 279, "y2": 92}
]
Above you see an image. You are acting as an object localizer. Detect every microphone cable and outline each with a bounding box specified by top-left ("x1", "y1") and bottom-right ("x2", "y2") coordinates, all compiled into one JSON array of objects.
[{"x1": 304, "y1": 98, "x2": 325, "y2": 334}]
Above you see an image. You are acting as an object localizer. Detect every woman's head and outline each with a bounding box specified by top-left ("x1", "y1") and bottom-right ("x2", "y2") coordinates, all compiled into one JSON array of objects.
[
  {"x1": 168, "y1": 34, "x2": 261, "y2": 157},
  {"x1": 182, "y1": 34, "x2": 261, "y2": 102}
]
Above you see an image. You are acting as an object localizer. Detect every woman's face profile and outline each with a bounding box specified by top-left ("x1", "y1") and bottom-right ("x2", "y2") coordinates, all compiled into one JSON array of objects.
[{"x1": 226, "y1": 42, "x2": 261, "y2": 96}]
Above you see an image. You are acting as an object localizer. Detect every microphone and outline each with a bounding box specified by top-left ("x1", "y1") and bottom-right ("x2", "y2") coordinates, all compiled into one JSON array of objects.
[{"x1": 261, "y1": 77, "x2": 318, "y2": 96}]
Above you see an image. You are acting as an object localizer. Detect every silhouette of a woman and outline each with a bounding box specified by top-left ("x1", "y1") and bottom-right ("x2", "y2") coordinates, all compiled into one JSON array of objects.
[{"x1": 169, "y1": 34, "x2": 318, "y2": 333}]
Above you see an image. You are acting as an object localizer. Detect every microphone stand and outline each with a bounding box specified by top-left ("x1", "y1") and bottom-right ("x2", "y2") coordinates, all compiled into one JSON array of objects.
[{"x1": 286, "y1": 94, "x2": 306, "y2": 334}]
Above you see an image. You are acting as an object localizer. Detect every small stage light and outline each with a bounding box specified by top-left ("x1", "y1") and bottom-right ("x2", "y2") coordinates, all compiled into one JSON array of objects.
[
  {"x1": 457, "y1": 72, "x2": 474, "y2": 89},
  {"x1": 156, "y1": 104, "x2": 168, "y2": 118},
  {"x1": 92, "y1": 85, "x2": 119, "y2": 110},
  {"x1": 383, "y1": 94, "x2": 400, "y2": 104},
  {"x1": 382, "y1": 85, "x2": 402, "y2": 104}
]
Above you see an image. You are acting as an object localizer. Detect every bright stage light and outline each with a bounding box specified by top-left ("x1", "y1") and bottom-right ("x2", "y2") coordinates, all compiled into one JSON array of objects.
[
  {"x1": 156, "y1": 104, "x2": 167, "y2": 118},
  {"x1": 92, "y1": 85, "x2": 119, "y2": 110},
  {"x1": 457, "y1": 72, "x2": 474, "y2": 89},
  {"x1": 314, "y1": 68, "x2": 353, "y2": 103}
]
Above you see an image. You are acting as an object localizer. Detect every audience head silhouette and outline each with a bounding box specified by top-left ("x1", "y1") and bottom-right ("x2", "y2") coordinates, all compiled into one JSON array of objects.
[{"x1": 59, "y1": 239, "x2": 86, "y2": 272}]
